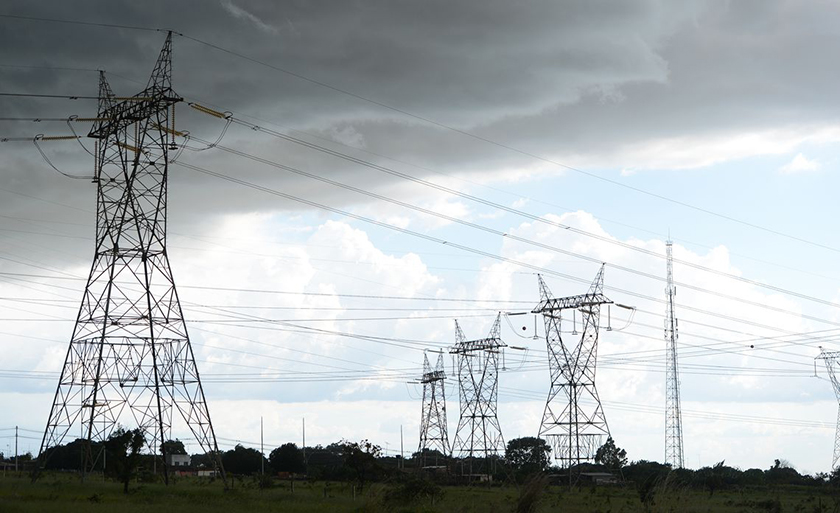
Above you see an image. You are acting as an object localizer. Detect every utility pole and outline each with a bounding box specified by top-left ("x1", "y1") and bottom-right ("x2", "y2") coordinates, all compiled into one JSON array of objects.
[
  {"x1": 817, "y1": 350, "x2": 840, "y2": 469},
  {"x1": 400, "y1": 425, "x2": 404, "y2": 470},
  {"x1": 450, "y1": 314, "x2": 506, "y2": 476},
  {"x1": 260, "y1": 417, "x2": 264, "y2": 476},
  {"x1": 417, "y1": 351, "x2": 450, "y2": 467},
  {"x1": 533, "y1": 265, "x2": 612, "y2": 486},
  {"x1": 302, "y1": 418, "x2": 306, "y2": 467},
  {"x1": 664, "y1": 240, "x2": 685, "y2": 468},
  {"x1": 15, "y1": 426, "x2": 18, "y2": 472},
  {"x1": 34, "y1": 33, "x2": 226, "y2": 486}
]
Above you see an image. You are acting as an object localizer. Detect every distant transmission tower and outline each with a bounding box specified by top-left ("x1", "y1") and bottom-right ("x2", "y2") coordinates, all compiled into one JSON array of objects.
[
  {"x1": 817, "y1": 350, "x2": 840, "y2": 470},
  {"x1": 35, "y1": 33, "x2": 225, "y2": 484},
  {"x1": 418, "y1": 351, "x2": 450, "y2": 467},
  {"x1": 664, "y1": 240, "x2": 685, "y2": 468},
  {"x1": 533, "y1": 265, "x2": 612, "y2": 482},
  {"x1": 450, "y1": 314, "x2": 506, "y2": 474}
]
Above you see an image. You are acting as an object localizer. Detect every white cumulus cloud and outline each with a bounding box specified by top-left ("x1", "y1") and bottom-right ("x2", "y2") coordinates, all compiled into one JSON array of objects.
[{"x1": 780, "y1": 153, "x2": 821, "y2": 174}]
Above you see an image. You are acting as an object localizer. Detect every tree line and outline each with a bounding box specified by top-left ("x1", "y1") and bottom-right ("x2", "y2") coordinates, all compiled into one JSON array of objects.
[{"x1": 31, "y1": 431, "x2": 840, "y2": 496}]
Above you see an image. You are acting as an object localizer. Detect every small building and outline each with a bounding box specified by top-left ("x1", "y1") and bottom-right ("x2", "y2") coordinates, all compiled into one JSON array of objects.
[
  {"x1": 166, "y1": 454, "x2": 191, "y2": 468},
  {"x1": 579, "y1": 472, "x2": 618, "y2": 485}
]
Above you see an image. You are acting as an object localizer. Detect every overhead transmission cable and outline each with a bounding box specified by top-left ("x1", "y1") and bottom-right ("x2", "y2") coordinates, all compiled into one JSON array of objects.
[
  {"x1": 196, "y1": 114, "x2": 840, "y2": 310},
  {"x1": 168, "y1": 160, "x2": 840, "y2": 351},
  {"x1": 174, "y1": 137, "x2": 840, "y2": 330},
  {"x1": 1, "y1": 10, "x2": 837, "y2": 254}
]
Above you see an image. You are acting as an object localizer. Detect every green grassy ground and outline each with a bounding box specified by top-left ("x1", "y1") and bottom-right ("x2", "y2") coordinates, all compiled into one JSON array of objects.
[{"x1": 0, "y1": 472, "x2": 838, "y2": 512}]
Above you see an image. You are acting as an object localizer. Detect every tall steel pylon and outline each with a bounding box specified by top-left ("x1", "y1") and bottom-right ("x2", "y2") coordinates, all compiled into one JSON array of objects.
[
  {"x1": 817, "y1": 350, "x2": 840, "y2": 470},
  {"x1": 664, "y1": 240, "x2": 685, "y2": 468},
  {"x1": 418, "y1": 351, "x2": 450, "y2": 467},
  {"x1": 450, "y1": 314, "x2": 505, "y2": 474},
  {"x1": 35, "y1": 33, "x2": 225, "y2": 484},
  {"x1": 532, "y1": 265, "x2": 612, "y2": 481}
]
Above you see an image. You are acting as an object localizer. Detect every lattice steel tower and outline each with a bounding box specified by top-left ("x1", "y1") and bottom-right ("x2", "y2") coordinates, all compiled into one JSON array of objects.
[
  {"x1": 532, "y1": 265, "x2": 612, "y2": 479},
  {"x1": 418, "y1": 351, "x2": 450, "y2": 466},
  {"x1": 817, "y1": 350, "x2": 840, "y2": 470},
  {"x1": 35, "y1": 33, "x2": 225, "y2": 484},
  {"x1": 664, "y1": 240, "x2": 685, "y2": 468},
  {"x1": 450, "y1": 314, "x2": 505, "y2": 471}
]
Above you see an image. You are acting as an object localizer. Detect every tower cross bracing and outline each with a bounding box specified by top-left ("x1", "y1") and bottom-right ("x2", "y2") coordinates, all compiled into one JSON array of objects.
[
  {"x1": 817, "y1": 350, "x2": 840, "y2": 470},
  {"x1": 664, "y1": 240, "x2": 685, "y2": 468},
  {"x1": 450, "y1": 314, "x2": 506, "y2": 471},
  {"x1": 533, "y1": 265, "x2": 612, "y2": 479},
  {"x1": 35, "y1": 33, "x2": 225, "y2": 484},
  {"x1": 418, "y1": 351, "x2": 450, "y2": 466}
]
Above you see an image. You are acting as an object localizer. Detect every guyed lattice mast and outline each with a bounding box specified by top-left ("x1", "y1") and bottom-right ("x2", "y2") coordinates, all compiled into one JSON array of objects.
[{"x1": 664, "y1": 240, "x2": 685, "y2": 468}]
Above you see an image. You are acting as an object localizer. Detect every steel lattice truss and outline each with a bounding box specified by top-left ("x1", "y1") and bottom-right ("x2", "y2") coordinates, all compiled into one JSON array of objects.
[
  {"x1": 664, "y1": 241, "x2": 685, "y2": 468},
  {"x1": 817, "y1": 350, "x2": 840, "y2": 470},
  {"x1": 450, "y1": 314, "x2": 506, "y2": 468},
  {"x1": 36, "y1": 33, "x2": 225, "y2": 484},
  {"x1": 418, "y1": 351, "x2": 450, "y2": 465},
  {"x1": 532, "y1": 265, "x2": 612, "y2": 477}
]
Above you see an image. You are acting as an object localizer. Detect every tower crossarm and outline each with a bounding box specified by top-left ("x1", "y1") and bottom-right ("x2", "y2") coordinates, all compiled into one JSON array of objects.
[
  {"x1": 532, "y1": 293, "x2": 612, "y2": 314},
  {"x1": 88, "y1": 86, "x2": 182, "y2": 139},
  {"x1": 817, "y1": 351, "x2": 840, "y2": 361},
  {"x1": 421, "y1": 370, "x2": 446, "y2": 383},
  {"x1": 818, "y1": 351, "x2": 840, "y2": 398},
  {"x1": 449, "y1": 337, "x2": 506, "y2": 354}
]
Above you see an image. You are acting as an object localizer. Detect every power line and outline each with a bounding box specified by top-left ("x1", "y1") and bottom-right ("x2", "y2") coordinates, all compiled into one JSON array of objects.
[
  {"x1": 172, "y1": 45, "x2": 840, "y2": 255},
  {"x1": 2, "y1": 11, "x2": 837, "y2": 254},
  {"x1": 0, "y1": 13, "x2": 161, "y2": 32},
  {"x1": 220, "y1": 119, "x2": 840, "y2": 309},
  {"x1": 174, "y1": 159, "x2": 840, "y2": 339},
  {"x1": 186, "y1": 130, "x2": 840, "y2": 317}
]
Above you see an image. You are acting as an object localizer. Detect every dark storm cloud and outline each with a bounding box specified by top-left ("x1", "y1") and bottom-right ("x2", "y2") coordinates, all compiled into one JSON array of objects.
[{"x1": 1, "y1": 0, "x2": 839, "y2": 253}]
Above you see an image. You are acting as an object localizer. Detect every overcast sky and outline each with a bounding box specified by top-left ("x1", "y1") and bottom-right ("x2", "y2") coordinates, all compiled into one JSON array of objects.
[{"x1": 2, "y1": 0, "x2": 840, "y2": 473}]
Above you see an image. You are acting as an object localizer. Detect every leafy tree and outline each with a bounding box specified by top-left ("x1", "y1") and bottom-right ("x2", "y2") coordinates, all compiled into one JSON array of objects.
[
  {"x1": 221, "y1": 444, "x2": 265, "y2": 475},
  {"x1": 765, "y1": 458, "x2": 803, "y2": 485},
  {"x1": 830, "y1": 466, "x2": 840, "y2": 487},
  {"x1": 162, "y1": 439, "x2": 187, "y2": 455},
  {"x1": 189, "y1": 451, "x2": 220, "y2": 469},
  {"x1": 104, "y1": 428, "x2": 146, "y2": 493},
  {"x1": 269, "y1": 443, "x2": 305, "y2": 474},
  {"x1": 341, "y1": 439, "x2": 382, "y2": 491},
  {"x1": 42, "y1": 438, "x2": 104, "y2": 471},
  {"x1": 413, "y1": 448, "x2": 447, "y2": 466},
  {"x1": 505, "y1": 437, "x2": 551, "y2": 475},
  {"x1": 305, "y1": 443, "x2": 350, "y2": 481},
  {"x1": 594, "y1": 436, "x2": 627, "y2": 471}
]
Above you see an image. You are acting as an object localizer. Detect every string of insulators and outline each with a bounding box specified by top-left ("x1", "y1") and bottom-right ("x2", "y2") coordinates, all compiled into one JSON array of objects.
[
  {"x1": 0, "y1": 117, "x2": 113, "y2": 122},
  {"x1": 189, "y1": 103, "x2": 230, "y2": 119},
  {"x1": 116, "y1": 140, "x2": 140, "y2": 153},
  {"x1": 152, "y1": 123, "x2": 186, "y2": 137},
  {"x1": 1, "y1": 135, "x2": 82, "y2": 142},
  {"x1": 39, "y1": 135, "x2": 82, "y2": 141}
]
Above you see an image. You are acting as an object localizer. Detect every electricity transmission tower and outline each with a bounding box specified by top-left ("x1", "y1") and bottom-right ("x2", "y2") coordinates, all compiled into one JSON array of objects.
[
  {"x1": 664, "y1": 240, "x2": 685, "y2": 468},
  {"x1": 532, "y1": 265, "x2": 612, "y2": 482},
  {"x1": 35, "y1": 33, "x2": 226, "y2": 484},
  {"x1": 450, "y1": 314, "x2": 505, "y2": 475},
  {"x1": 817, "y1": 350, "x2": 840, "y2": 470},
  {"x1": 417, "y1": 351, "x2": 450, "y2": 467}
]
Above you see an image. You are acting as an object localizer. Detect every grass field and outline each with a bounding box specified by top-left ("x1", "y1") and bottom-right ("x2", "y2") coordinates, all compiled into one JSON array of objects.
[{"x1": 1, "y1": 472, "x2": 838, "y2": 512}]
